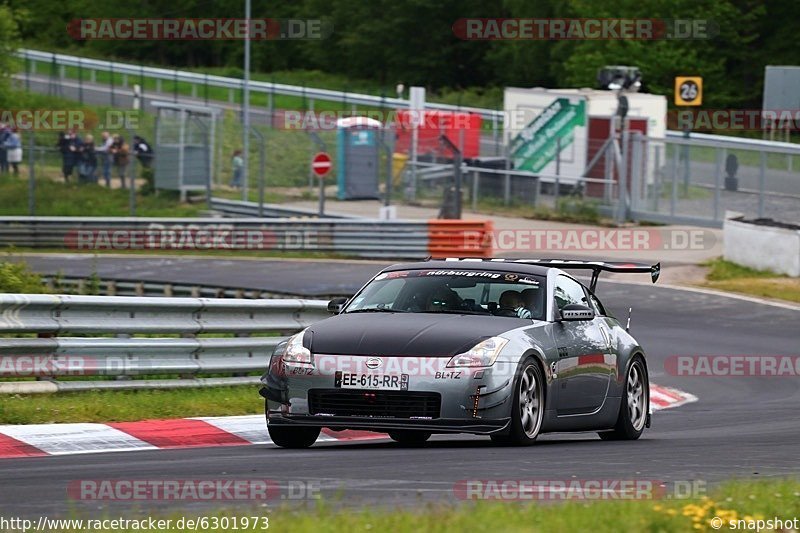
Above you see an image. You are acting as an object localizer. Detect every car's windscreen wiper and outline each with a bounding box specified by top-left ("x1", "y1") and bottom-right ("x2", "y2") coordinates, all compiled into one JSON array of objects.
[
  {"x1": 421, "y1": 310, "x2": 491, "y2": 315},
  {"x1": 345, "y1": 308, "x2": 407, "y2": 313}
]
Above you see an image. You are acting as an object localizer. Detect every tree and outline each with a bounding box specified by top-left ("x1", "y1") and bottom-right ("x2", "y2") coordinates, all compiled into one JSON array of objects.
[{"x1": 0, "y1": 4, "x2": 22, "y2": 104}]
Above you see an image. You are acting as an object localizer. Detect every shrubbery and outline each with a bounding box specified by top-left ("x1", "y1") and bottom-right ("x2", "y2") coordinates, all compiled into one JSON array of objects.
[{"x1": 0, "y1": 260, "x2": 48, "y2": 294}]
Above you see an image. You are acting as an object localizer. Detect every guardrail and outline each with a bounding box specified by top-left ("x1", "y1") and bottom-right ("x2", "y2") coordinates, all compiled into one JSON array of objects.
[
  {"x1": 0, "y1": 217, "x2": 493, "y2": 259},
  {"x1": 209, "y1": 197, "x2": 357, "y2": 219},
  {"x1": 0, "y1": 293, "x2": 329, "y2": 393},
  {"x1": 17, "y1": 49, "x2": 503, "y2": 121},
  {"x1": 40, "y1": 275, "x2": 345, "y2": 299}
]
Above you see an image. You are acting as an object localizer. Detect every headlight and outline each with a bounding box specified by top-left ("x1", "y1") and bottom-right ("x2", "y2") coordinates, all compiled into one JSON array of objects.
[
  {"x1": 447, "y1": 336, "x2": 509, "y2": 368},
  {"x1": 283, "y1": 331, "x2": 312, "y2": 364}
]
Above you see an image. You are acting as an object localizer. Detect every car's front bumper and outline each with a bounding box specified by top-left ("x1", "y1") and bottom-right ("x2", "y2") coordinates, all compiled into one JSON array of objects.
[
  {"x1": 265, "y1": 412, "x2": 510, "y2": 434},
  {"x1": 261, "y1": 353, "x2": 516, "y2": 434}
]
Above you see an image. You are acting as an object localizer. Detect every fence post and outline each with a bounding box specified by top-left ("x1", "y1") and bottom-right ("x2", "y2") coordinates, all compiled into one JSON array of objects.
[
  {"x1": 492, "y1": 109, "x2": 499, "y2": 156},
  {"x1": 682, "y1": 129, "x2": 690, "y2": 196},
  {"x1": 652, "y1": 144, "x2": 661, "y2": 212},
  {"x1": 670, "y1": 144, "x2": 678, "y2": 216},
  {"x1": 28, "y1": 134, "x2": 35, "y2": 216},
  {"x1": 109, "y1": 61, "x2": 115, "y2": 107},
  {"x1": 77, "y1": 58, "x2": 83, "y2": 104},
  {"x1": 758, "y1": 151, "x2": 766, "y2": 218},
  {"x1": 472, "y1": 169, "x2": 478, "y2": 212},
  {"x1": 267, "y1": 76, "x2": 274, "y2": 129},
  {"x1": 711, "y1": 147, "x2": 721, "y2": 223},
  {"x1": 128, "y1": 127, "x2": 138, "y2": 216},
  {"x1": 140, "y1": 65, "x2": 146, "y2": 107},
  {"x1": 616, "y1": 128, "x2": 629, "y2": 224},
  {"x1": 629, "y1": 133, "x2": 642, "y2": 215},
  {"x1": 503, "y1": 146, "x2": 511, "y2": 206}
]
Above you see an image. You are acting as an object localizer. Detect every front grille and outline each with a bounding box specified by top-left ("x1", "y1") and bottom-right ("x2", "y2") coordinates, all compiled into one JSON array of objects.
[{"x1": 308, "y1": 389, "x2": 441, "y2": 419}]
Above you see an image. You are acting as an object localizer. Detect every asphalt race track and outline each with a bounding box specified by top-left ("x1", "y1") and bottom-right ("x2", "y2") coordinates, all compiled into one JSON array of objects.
[{"x1": 1, "y1": 256, "x2": 799, "y2": 517}]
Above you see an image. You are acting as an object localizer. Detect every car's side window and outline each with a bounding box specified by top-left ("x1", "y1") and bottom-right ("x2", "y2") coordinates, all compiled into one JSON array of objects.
[{"x1": 554, "y1": 275, "x2": 588, "y2": 311}]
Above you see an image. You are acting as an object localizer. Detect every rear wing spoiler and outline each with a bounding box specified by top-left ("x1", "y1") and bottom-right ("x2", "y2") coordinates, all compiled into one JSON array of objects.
[{"x1": 443, "y1": 258, "x2": 660, "y2": 293}]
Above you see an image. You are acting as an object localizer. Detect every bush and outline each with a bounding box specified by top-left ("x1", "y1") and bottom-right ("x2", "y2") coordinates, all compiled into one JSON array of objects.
[{"x1": 0, "y1": 260, "x2": 48, "y2": 293}]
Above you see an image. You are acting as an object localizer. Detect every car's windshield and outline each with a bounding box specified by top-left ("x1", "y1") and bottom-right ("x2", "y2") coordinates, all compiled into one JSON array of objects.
[{"x1": 346, "y1": 269, "x2": 546, "y2": 320}]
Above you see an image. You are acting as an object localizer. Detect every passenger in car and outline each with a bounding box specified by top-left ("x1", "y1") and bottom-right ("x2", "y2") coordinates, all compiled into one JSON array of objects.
[
  {"x1": 521, "y1": 288, "x2": 543, "y2": 319},
  {"x1": 497, "y1": 291, "x2": 531, "y2": 319}
]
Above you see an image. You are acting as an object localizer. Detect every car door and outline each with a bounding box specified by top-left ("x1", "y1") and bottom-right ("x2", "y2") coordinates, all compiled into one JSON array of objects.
[{"x1": 551, "y1": 275, "x2": 613, "y2": 416}]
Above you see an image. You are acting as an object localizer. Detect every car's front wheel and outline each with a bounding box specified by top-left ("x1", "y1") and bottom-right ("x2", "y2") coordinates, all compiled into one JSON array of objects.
[
  {"x1": 598, "y1": 355, "x2": 648, "y2": 441},
  {"x1": 491, "y1": 357, "x2": 544, "y2": 446},
  {"x1": 268, "y1": 425, "x2": 320, "y2": 448},
  {"x1": 388, "y1": 430, "x2": 431, "y2": 446}
]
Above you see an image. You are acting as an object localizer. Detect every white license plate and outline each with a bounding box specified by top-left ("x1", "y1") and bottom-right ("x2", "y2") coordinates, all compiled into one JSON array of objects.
[{"x1": 334, "y1": 371, "x2": 409, "y2": 391}]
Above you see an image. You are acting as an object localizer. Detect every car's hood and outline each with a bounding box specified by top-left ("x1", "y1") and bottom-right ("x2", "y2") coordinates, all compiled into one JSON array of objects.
[{"x1": 307, "y1": 312, "x2": 529, "y2": 357}]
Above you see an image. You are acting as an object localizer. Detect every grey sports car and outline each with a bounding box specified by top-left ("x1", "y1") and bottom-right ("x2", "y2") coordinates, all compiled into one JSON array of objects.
[{"x1": 260, "y1": 258, "x2": 661, "y2": 448}]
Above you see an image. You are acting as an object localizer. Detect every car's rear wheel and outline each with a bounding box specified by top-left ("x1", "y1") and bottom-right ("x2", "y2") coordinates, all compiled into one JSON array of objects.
[
  {"x1": 268, "y1": 425, "x2": 320, "y2": 448},
  {"x1": 598, "y1": 356, "x2": 648, "y2": 441},
  {"x1": 388, "y1": 430, "x2": 431, "y2": 446},
  {"x1": 491, "y1": 357, "x2": 544, "y2": 446}
]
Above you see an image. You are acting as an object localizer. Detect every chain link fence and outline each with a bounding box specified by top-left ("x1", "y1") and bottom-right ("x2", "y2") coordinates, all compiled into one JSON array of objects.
[{"x1": 8, "y1": 50, "x2": 799, "y2": 226}]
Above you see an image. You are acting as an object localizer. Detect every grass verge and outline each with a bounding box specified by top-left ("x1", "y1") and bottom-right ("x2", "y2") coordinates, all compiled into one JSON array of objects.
[
  {"x1": 700, "y1": 258, "x2": 800, "y2": 304},
  {"x1": 0, "y1": 174, "x2": 205, "y2": 217},
  {"x1": 36, "y1": 479, "x2": 800, "y2": 532},
  {"x1": 0, "y1": 385, "x2": 261, "y2": 424}
]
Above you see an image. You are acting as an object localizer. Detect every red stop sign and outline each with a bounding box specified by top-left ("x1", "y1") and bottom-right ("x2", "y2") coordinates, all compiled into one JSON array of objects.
[{"x1": 311, "y1": 152, "x2": 332, "y2": 177}]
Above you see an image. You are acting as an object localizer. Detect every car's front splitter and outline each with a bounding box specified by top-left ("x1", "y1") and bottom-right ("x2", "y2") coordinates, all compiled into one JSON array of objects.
[{"x1": 267, "y1": 413, "x2": 511, "y2": 435}]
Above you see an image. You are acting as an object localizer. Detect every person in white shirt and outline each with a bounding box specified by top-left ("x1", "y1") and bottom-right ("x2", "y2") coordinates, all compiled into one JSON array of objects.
[{"x1": 94, "y1": 131, "x2": 114, "y2": 186}]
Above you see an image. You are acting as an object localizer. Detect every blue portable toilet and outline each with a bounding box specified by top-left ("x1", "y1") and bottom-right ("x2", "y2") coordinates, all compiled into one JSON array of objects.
[{"x1": 336, "y1": 116, "x2": 382, "y2": 200}]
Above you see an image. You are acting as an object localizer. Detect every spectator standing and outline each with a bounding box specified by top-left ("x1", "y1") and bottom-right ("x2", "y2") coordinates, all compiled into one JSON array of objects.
[
  {"x1": 4, "y1": 128, "x2": 22, "y2": 176},
  {"x1": 231, "y1": 149, "x2": 243, "y2": 188},
  {"x1": 110, "y1": 135, "x2": 130, "y2": 188},
  {"x1": 131, "y1": 135, "x2": 154, "y2": 168},
  {"x1": 57, "y1": 129, "x2": 82, "y2": 182},
  {"x1": 0, "y1": 122, "x2": 9, "y2": 174},
  {"x1": 94, "y1": 131, "x2": 114, "y2": 187},
  {"x1": 77, "y1": 134, "x2": 98, "y2": 183}
]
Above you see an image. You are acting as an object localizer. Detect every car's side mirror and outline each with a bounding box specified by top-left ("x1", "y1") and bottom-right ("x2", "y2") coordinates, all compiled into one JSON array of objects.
[
  {"x1": 327, "y1": 297, "x2": 348, "y2": 314},
  {"x1": 559, "y1": 303, "x2": 595, "y2": 321}
]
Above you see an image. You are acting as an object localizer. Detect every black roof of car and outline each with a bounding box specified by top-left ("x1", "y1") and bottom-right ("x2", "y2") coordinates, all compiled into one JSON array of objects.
[
  {"x1": 381, "y1": 259, "x2": 660, "y2": 293},
  {"x1": 382, "y1": 260, "x2": 551, "y2": 277}
]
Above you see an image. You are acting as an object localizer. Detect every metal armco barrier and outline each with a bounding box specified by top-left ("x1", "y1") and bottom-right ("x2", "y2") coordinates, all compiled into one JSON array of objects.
[
  {"x1": 0, "y1": 217, "x2": 493, "y2": 259},
  {"x1": 17, "y1": 49, "x2": 503, "y2": 121},
  {"x1": 209, "y1": 197, "x2": 356, "y2": 219},
  {"x1": 0, "y1": 294, "x2": 329, "y2": 393},
  {"x1": 40, "y1": 276, "x2": 344, "y2": 299}
]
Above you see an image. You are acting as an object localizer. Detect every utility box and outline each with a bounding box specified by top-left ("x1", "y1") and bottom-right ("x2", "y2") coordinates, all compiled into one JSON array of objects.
[
  {"x1": 336, "y1": 117, "x2": 382, "y2": 200},
  {"x1": 152, "y1": 101, "x2": 220, "y2": 200}
]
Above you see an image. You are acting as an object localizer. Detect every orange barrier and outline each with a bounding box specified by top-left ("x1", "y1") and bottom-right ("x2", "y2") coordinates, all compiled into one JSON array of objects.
[{"x1": 427, "y1": 220, "x2": 494, "y2": 259}]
